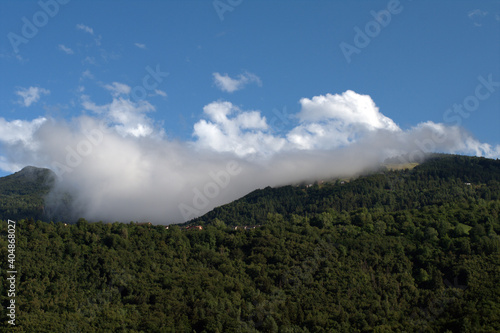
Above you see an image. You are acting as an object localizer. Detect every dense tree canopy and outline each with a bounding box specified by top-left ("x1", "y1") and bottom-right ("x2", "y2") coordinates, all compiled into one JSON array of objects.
[
  {"x1": 0, "y1": 166, "x2": 54, "y2": 222},
  {"x1": 0, "y1": 154, "x2": 499, "y2": 332}
]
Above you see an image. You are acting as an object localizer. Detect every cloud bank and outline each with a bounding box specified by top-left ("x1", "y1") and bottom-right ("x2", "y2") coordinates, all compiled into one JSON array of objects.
[{"x1": 0, "y1": 89, "x2": 499, "y2": 224}]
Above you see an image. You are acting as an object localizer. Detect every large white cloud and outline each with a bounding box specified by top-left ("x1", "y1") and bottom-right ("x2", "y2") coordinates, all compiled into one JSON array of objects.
[
  {"x1": 193, "y1": 101, "x2": 286, "y2": 157},
  {"x1": 0, "y1": 88, "x2": 499, "y2": 224},
  {"x1": 194, "y1": 91, "x2": 402, "y2": 154},
  {"x1": 82, "y1": 94, "x2": 155, "y2": 138},
  {"x1": 0, "y1": 117, "x2": 47, "y2": 172},
  {"x1": 297, "y1": 90, "x2": 400, "y2": 130},
  {"x1": 286, "y1": 90, "x2": 400, "y2": 150},
  {"x1": 0, "y1": 117, "x2": 46, "y2": 146}
]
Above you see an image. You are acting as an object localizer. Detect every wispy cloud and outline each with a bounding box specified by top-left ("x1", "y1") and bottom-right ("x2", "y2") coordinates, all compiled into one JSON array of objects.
[
  {"x1": 103, "y1": 82, "x2": 131, "y2": 97},
  {"x1": 94, "y1": 35, "x2": 102, "y2": 46},
  {"x1": 58, "y1": 44, "x2": 74, "y2": 55},
  {"x1": 81, "y1": 70, "x2": 94, "y2": 80},
  {"x1": 154, "y1": 89, "x2": 167, "y2": 97},
  {"x1": 468, "y1": 9, "x2": 488, "y2": 18},
  {"x1": 15, "y1": 87, "x2": 50, "y2": 107},
  {"x1": 468, "y1": 9, "x2": 488, "y2": 26},
  {"x1": 83, "y1": 56, "x2": 96, "y2": 65},
  {"x1": 76, "y1": 23, "x2": 94, "y2": 35},
  {"x1": 134, "y1": 43, "x2": 146, "y2": 49},
  {"x1": 213, "y1": 71, "x2": 262, "y2": 93},
  {"x1": 0, "y1": 51, "x2": 26, "y2": 63}
]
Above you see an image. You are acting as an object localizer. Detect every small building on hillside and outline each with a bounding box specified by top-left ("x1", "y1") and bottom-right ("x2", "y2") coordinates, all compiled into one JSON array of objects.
[{"x1": 186, "y1": 225, "x2": 203, "y2": 230}]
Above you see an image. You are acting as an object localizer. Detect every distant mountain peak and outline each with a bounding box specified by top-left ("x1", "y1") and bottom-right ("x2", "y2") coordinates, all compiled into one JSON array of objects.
[
  {"x1": 19, "y1": 165, "x2": 50, "y2": 173},
  {"x1": 19, "y1": 165, "x2": 44, "y2": 173},
  {"x1": 4, "y1": 165, "x2": 56, "y2": 186}
]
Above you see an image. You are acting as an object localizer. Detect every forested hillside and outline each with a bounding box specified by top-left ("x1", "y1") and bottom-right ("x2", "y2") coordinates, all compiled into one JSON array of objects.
[
  {"x1": 0, "y1": 154, "x2": 499, "y2": 332},
  {"x1": 187, "y1": 154, "x2": 500, "y2": 228},
  {"x1": 0, "y1": 166, "x2": 55, "y2": 222}
]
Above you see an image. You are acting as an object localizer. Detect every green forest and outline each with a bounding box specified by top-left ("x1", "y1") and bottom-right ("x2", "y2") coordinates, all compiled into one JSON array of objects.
[{"x1": 1, "y1": 154, "x2": 499, "y2": 332}]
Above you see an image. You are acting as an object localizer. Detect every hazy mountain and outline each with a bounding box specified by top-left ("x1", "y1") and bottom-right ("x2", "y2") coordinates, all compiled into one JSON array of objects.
[
  {"x1": 1, "y1": 154, "x2": 499, "y2": 225},
  {"x1": 0, "y1": 166, "x2": 55, "y2": 221},
  {"x1": 185, "y1": 154, "x2": 500, "y2": 227},
  {"x1": 1, "y1": 154, "x2": 499, "y2": 331}
]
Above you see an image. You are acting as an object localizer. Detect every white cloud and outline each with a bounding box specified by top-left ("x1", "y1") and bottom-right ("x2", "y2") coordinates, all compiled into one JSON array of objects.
[
  {"x1": 297, "y1": 90, "x2": 399, "y2": 130},
  {"x1": 83, "y1": 56, "x2": 96, "y2": 65},
  {"x1": 15, "y1": 87, "x2": 50, "y2": 107},
  {"x1": 213, "y1": 71, "x2": 262, "y2": 93},
  {"x1": 81, "y1": 70, "x2": 94, "y2": 80},
  {"x1": 94, "y1": 35, "x2": 102, "y2": 46},
  {"x1": 154, "y1": 89, "x2": 167, "y2": 97},
  {"x1": 104, "y1": 82, "x2": 131, "y2": 97},
  {"x1": 0, "y1": 156, "x2": 24, "y2": 174},
  {"x1": 82, "y1": 93, "x2": 155, "y2": 138},
  {"x1": 0, "y1": 89, "x2": 499, "y2": 224},
  {"x1": 288, "y1": 90, "x2": 400, "y2": 150},
  {"x1": 134, "y1": 43, "x2": 146, "y2": 49},
  {"x1": 192, "y1": 91, "x2": 500, "y2": 161},
  {"x1": 468, "y1": 9, "x2": 488, "y2": 19},
  {"x1": 0, "y1": 116, "x2": 47, "y2": 172},
  {"x1": 468, "y1": 9, "x2": 488, "y2": 26},
  {"x1": 193, "y1": 101, "x2": 286, "y2": 157},
  {"x1": 397, "y1": 121, "x2": 500, "y2": 160},
  {"x1": 58, "y1": 44, "x2": 74, "y2": 54},
  {"x1": 0, "y1": 117, "x2": 47, "y2": 148},
  {"x1": 76, "y1": 23, "x2": 94, "y2": 35}
]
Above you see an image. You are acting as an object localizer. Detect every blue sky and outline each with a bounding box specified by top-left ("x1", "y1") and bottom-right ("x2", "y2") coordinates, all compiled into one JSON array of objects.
[
  {"x1": 2, "y1": 0, "x2": 499, "y2": 142},
  {"x1": 0, "y1": 1, "x2": 499, "y2": 222}
]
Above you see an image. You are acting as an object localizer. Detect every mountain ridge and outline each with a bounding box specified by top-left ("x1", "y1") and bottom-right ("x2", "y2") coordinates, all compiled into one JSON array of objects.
[
  {"x1": 184, "y1": 154, "x2": 500, "y2": 227},
  {"x1": 1, "y1": 154, "x2": 499, "y2": 225},
  {"x1": 0, "y1": 165, "x2": 55, "y2": 221},
  {"x1": 1, "y1": 154, "x2": 499, "y2": 331}
]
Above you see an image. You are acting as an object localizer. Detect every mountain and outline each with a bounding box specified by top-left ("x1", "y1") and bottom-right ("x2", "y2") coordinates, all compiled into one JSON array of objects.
[
  {"x1": 1, "y1": 154, "x2": 499, "y2": 331},
  {"x1": 186, "y1": 154, "x2": 500, "y2": 228},
  {"x1": 0, "y1": 166, "x2": 55, "y2": 221},
  {"x1": 2, "y1": 154, "x2": 498, "y2": 226}
]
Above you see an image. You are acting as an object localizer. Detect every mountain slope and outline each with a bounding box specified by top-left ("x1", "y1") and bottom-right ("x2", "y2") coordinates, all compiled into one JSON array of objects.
[
  {"x1": 187, "y1": 154, "x2": 500, "y2": 227},
  {"x1": 0, "y1": 166, "x2": 55, "y2": 221},
  {"x1": 1, "y1": 154, "x2": 499, "y2": 331}
]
